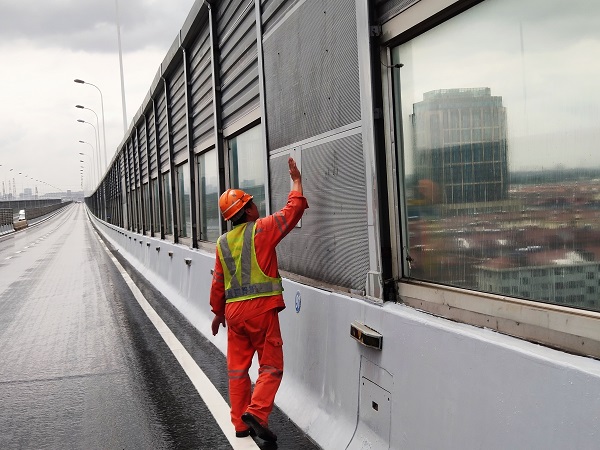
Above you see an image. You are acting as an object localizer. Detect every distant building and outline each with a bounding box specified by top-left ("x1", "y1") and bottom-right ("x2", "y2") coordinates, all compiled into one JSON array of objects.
[
  {"x1": 477, "y1": 249, "x2": 600, "y2": 310},
  {"x1": 411, "y1": 88, "x2": 509, "y2": 205}
]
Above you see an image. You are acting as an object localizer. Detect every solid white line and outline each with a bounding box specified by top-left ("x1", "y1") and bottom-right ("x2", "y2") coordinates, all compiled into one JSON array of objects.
[{"x1": 95, "y1": 230, "x2": 259, "y2": 450}]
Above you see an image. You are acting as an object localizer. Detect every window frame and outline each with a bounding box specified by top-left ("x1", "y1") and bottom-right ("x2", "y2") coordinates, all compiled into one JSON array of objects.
[
  {"x1": 380, "y1": 0, "x2": 600, "y2": 358},
  {"x1": 226, "y1": 124, "x2": 268, "y2": 219},
  {"x1": 175, "y1": 162, "x2": 192, "y2": 242},
  {"x1": 162, "y1": 171, "x2": 173, "y2": 237},
  {"x1": 196, "y1": 148, "x2": 220, "y2": 243}
]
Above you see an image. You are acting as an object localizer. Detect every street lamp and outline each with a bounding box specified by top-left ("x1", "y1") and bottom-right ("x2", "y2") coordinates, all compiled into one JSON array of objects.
[
  {"x1": 74, "y1": 79, "x2": 108, "y2": 172},
  {"x1": 78, "y1": 139, "x2": 99, "y2": 187},
  {"x1": 77, "y1": 120, "x2": 101, "y2": 186},
  {"x1": 76, "y1": 105, "x2": 101, "y2": 168}
]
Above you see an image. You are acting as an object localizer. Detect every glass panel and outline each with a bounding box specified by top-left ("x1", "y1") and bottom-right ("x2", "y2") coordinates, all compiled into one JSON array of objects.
[
  {"x1": 198, "y1": 149, "x2": 220, "y2": 242},
  {"x1": 151, "y1": 178, "x2": 160, "y2": 234},
  {"x1": 162, "y1": 172, "x2": 173, "y2": 235},
  {"x1": 392, "y1": 0, "x2": 600, "y2": 312},
  {"x1": 137, "y1": 189, "x2": 142, "y2": 232},
  {"x1": 143, "y1": 183, "x2": 150, "y2": 231},
  {"x1": 229, "y1": 126, "x2": 266, "y2": 217},
  {"x1": 176, "y1": 163, "x2": 192, "y2": 238}
]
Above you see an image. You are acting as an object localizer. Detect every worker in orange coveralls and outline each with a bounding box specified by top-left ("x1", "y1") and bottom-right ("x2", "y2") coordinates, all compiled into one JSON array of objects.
[{"x1": 210, "y1": 157, "x2": 307, "y2": 443}]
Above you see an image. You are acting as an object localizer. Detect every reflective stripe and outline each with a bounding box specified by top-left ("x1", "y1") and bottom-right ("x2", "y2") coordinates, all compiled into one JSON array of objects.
[
  {"x1": 218, "y1": 235, "x2": 241, "y2": 290},
  {"x1": 225, "y1": 281, "x2": 283, "y2": 301},
  {"x1": 259, "y1": 365, "x2": 283, "y2": 378},
  {"x1": 273, "y1": 212, "x2": 288, "y2": 235},
  {"x1": 228, "y1": 369, "x2": 249, "y2": 380},
  {"x1": 241, "y1": 224, "x2": 253, "y2": 287}
]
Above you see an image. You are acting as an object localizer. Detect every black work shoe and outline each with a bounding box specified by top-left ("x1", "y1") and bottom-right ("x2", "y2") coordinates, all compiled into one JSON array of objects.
[
  {"x1": 235, "y1": 428, "x2": 256, "y2": 438},
  {"x1": 241, "y1": 412, "x2": 278, "y2": 442}
]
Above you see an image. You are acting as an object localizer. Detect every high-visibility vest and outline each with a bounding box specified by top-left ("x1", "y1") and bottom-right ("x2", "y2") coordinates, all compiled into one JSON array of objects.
[{"x1": 217, "y1": 222, "x2": 283, "y2": 303}]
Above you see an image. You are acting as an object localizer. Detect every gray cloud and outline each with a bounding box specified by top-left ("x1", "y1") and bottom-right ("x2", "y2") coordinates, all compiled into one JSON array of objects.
[{"x1": 0, "y1": 0, "x2": 196, "y2": 52}]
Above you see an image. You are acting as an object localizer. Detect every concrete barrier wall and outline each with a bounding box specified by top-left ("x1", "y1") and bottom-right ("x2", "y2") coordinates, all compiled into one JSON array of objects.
[
  {"x1": 91, "y1": 214, "x2": 600, "y2": 450},
  {"x1": 24, "y1": 201, "x2": 72, "y2": 221},
  {"x1": 0, "y1": 199, "x2": 62, "y2": 214}
]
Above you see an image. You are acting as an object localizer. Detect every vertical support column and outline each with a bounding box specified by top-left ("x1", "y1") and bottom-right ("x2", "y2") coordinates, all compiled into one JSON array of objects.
[
  {"x1": 163, "y1": 77, "x2": 179, "y2": 243},
  {"x1": 144, "y1": 114, "x2": 154, "y2": 236},
  {"x1": 206, "y1": 1, "x2": 227, "y2": 234},
  {"x1": 152, "y1": 98, "x2": 165, "y2": 240},
  {"x1": 183, "y1": 48, "x2": 199, "y2": 247},
  {"x1": 254, "y1": 0, "x2": 271, "y2": 216},
  {"x1": 355, "y1": 0, "x2": 384, "y2": 301},
  {"x1": 135, "y1": 126, "x2": 146, "y2": 234}
]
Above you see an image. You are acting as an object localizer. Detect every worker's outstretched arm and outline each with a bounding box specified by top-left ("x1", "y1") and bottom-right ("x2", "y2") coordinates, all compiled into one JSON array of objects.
[{"x1": 289, "y1": 157, "x2": 302, "y2": 195}]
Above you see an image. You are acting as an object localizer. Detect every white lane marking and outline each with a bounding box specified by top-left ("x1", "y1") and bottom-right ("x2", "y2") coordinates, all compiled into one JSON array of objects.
[
  {"x1": 5, "y1": 257, "x2": 12, "y2": 260},
  {"x1": 95, "y1": 231, "x2": 259, "y2": 450},
  {"x1": 14, "y1": 251, "x2": 23, "y2": 254}
]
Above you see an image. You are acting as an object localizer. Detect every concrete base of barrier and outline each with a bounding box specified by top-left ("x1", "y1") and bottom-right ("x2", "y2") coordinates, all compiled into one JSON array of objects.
[{"x1": 13, "y1": 220, "x2": 28, "y2": 231}]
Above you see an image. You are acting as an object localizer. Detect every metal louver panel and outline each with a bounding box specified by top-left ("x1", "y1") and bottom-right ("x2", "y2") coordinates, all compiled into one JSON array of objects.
[
  {"x1": 168, "y1": 62, "x2": 188, "y2": 165},
  {"x1": 127, "y1": 140, "x2": 135, "y2": 191},
  {"x1": 217, "y1": 0, "x2": 259, "y2": 129},
  {"x1": 139, "y1": 121, "x2": 148, "y2": 182},
  {"x1": 147, "y1": 108, "x2": 158, "y2": 177},
  {"x1": 156, "y1": 90, "x2": 170, "y2": 172},
  {"x1": 132, "y1": 134, "x2": 141, "y2": 188},
  {"x1": 189, "y1": 24, "x2": 214, "y2": 150}
]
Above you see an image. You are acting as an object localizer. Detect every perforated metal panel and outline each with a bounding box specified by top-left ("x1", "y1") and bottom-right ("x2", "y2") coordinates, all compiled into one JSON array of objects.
[
  {"x1": 263, "y1": 0, "x2": 361, "y2": 151},
  {"x1": 168, "y1": 62, "x2": 188, "y2": 165},
  {"x1": 271, "y1": 133, "x2": 369, "y2": 290},
  {"x1": 189, "y1": 25, "x2": 214, "y2": 149},
  {"x1": 217, "y1": 0, "x2": 259, "y2": 129}
]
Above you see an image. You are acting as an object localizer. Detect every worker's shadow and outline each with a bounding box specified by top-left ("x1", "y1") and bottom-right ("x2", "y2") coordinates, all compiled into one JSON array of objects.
[{"x1": 255, "y1": 439, "x2": 278, "y2": 450}]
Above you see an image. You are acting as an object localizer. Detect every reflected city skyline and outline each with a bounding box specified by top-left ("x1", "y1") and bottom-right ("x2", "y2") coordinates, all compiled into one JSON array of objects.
[{"x1": 405, "y1": 87, "x2": 600, "y2": 311}]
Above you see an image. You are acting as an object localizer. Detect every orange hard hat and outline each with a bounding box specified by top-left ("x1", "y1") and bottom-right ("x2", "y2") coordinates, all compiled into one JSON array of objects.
[{"x1": 219, "y1": 188, "x2": 253, "y2": 221}]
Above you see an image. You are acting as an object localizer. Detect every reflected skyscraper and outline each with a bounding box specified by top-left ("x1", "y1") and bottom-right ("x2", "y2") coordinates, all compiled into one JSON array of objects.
[{"x1": 411, "y1": 88, "x2": 509, "y2": 205}]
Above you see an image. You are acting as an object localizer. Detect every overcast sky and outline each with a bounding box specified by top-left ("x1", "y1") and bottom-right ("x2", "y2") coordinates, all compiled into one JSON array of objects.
[
  {"x1": 395, "y1": 0, "x2": 600, "y2": 173},
  {"x1": 0, "y1": 0, "x2": 197, "y2": 196}
]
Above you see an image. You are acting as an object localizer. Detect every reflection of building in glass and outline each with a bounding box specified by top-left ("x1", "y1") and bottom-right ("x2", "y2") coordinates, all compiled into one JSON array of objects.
[
  {"x1": 411, "y1": 88, "x2": 509, "y2": 205},
  {"x1": 477, "y1": 250, "x2": 600, "y2": 311}
]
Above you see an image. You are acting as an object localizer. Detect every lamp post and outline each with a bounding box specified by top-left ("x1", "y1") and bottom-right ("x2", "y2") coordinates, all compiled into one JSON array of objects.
[
  {"x1": 74, "y1": 79, "x2": 108, "y2": 172},
  {"x1": 78, "y1": 140, "x2": 99, "y2": 187},
  {"x1": 8, "y1": 168, "x2": 14, "y2": 199},
  {"x1": 76, "y1": 104, "x2": 101, "y2": 168},
  {"x1": 114, "y1": 0, "x2": 128, "y2": 133},
  {"x1": 80, "y1": 162, "x2": 87, "y2": 193},
  {"x1": 77, "y1": 120, "x2": 101, "y2": 187},
  {"x1": 79, "y1": 151, "x2": 92, "y2": 195},
  {"x1": 17, "y1": 172, "x2": 23, "y2": 200}
]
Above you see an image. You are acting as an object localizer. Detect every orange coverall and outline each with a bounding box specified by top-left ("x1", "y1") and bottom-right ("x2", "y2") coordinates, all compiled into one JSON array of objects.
[{"x1": 210, "y1": 191, "x2": 308, "y2": 432}]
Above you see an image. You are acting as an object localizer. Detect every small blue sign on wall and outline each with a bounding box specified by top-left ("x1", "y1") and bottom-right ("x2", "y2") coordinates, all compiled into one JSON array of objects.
[{"x1": 295, "y1": 291, "x2": 301, "y2": 313}]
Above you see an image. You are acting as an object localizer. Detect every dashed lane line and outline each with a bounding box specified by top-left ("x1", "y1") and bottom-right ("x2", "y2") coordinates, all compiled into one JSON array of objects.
[{"x1": 95, "y1": 229, "x2": 260, "y2": 450}]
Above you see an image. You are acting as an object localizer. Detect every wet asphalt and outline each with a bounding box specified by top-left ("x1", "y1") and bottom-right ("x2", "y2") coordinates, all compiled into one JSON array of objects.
[{"x1": 0, "y1": 204, "x2": 321, "y2": 450}]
